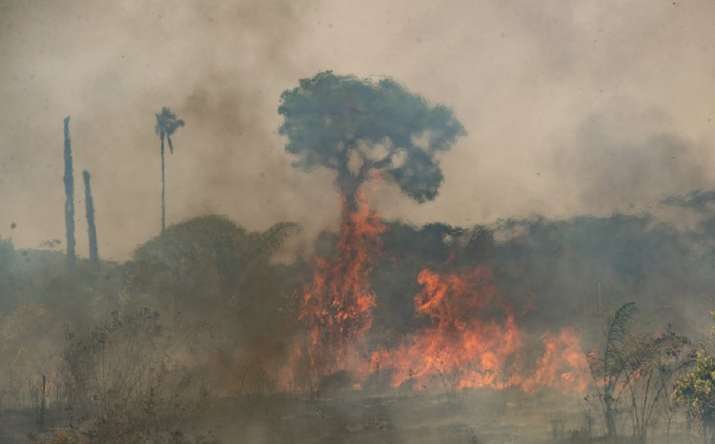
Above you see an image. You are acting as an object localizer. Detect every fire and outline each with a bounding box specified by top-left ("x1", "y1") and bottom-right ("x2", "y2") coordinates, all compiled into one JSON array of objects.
[
  {"x1": 519, "y1": 328, "x2": 590, "y2": 393},
  {"x1": 279, "y1": 192, "x2": 590, "y2": 394},
  {"x1": 370, "y1": 267, "x2": 522, "y2": 390},
  {"x1": 280, "y1": 191, "x2": 384, "y2": 389},
  {"x1": 370, "y1": 268, "x2": 589, "y2": 392}
]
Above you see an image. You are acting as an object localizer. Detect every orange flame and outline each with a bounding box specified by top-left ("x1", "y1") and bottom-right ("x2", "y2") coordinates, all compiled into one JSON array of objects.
[
  {"x1": 519, "y1": 328, "x2": 590, "y2": 393},
  {"x1": 370, "y1": 267, "x2": 522, "y2": 390},
  {"x1": 279, "y1": 196, "x2": 590, "y2": 394},
  {"x1": 370, "y1": 267, "x2": 590, "y2": 393},
  {"x1": 280, "y1": 191, "x2": 384, "y2": 389}
]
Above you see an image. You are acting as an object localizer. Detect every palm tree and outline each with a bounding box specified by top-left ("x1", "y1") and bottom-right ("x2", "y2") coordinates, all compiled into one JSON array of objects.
[{"x1": 154, "y1": 107, "x2": 184, "y2": 233}]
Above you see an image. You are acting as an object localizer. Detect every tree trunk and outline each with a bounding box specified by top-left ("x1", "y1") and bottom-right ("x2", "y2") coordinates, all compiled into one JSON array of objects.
[
  {"x1": 63, "y1": 117, "x2": 76, "y2": 266},
  {"x1": 82, "y1": 170, "x2": 99, "y2": 263},
  {"x1": 336, "y1": 151, "x2": 370, "y2": 215},
  {"x1": 160, "y1": 133, "x2": 166, "y2": 233}
]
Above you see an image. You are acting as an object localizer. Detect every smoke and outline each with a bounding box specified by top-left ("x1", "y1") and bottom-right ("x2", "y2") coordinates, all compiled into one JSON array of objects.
[
  {"x1": 0, "y1": 0, "x2": 331, "y2": 259},
  {"x1": 663, "y1": 189, "x2": 715, "y2": 214},
  {"x1": 550, "y1": 106, "x2": 712, "y2": 214},
  {"x1": 4, "y1": 1, "x2": 715, "y2": 442},
  {"x1": 3, "y1": 0, "x2": 715, "y2": 261}
]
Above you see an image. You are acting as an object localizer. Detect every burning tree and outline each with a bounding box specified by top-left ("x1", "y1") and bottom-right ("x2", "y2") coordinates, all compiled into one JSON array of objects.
[{"x1": 277, "y1": 71, "x2": 465, "y2": 389}]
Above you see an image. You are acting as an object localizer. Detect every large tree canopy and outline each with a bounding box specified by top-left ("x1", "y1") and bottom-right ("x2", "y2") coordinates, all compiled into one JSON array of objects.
[{"x1": 278, "y1": 71, "x2": 465, "y2": 203}]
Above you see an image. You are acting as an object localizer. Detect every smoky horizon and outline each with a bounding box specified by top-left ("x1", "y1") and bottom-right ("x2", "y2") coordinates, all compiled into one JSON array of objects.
[{"x1": 2, "y1": 0, "x2": 714, "y2": 261}]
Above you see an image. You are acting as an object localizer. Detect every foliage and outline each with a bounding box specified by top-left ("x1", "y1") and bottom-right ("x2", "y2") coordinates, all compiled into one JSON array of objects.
[
  {"x1": 586, "y1": 303, "x2": 692, "y2": 442},
  {"x1": 128, "y1": 216, "x2": 300, "y2": 316},
  {"x1": 0, "y1": 304, "x2": 63, "y2": 411},
  {"x1": 278, "y1": 71, "x2": 465, "y2": 202},
  {"x1": 62, "y1": 307, "x2": 210, "y2": 443},
  {"x1": 155, "y1": 107, "x2": 185, "y2": 154},
  {"x1": 126, "y1": 216, "x2": 304, "y2": 394},
  {"x1": 675, "y1": 351, "x2": 715, "y2": 434}
]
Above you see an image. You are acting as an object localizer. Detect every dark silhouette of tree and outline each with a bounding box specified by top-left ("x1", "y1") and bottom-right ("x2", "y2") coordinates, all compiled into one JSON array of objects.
[
  {"x1": 154, "y1": 107, "x2": 184, "y2": 233},
  {"x1": 278, "y1": 71, "x2": 465, "y2": 209},
  {"x1": 82, "y1": 170, "x2": 99, "y2": 263},
  {"x1": 63, "y1": 116, "x2": 76, "y2": 266}
]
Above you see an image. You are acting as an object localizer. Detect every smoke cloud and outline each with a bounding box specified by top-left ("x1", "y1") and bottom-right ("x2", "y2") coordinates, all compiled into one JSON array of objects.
[{"x1": 1, "y1": 0, "x2": 715, "y2": 262}]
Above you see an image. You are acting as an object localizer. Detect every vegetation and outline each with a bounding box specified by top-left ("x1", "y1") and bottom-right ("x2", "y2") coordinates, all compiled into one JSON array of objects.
[
  {"x1": 675, "y1": 313, "x2": 715, "y2": 443},
  {"x1": 278, "y1": 71, "x2": 465, "y2": 207},
  {"x1": 584, "y1": 303, "x2": 693, "y2": 443}
]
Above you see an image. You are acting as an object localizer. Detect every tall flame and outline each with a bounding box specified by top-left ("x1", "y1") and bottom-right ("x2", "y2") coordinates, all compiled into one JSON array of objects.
[{"x1": 281, "y1": 192, "x2": 384, "y2": 389}]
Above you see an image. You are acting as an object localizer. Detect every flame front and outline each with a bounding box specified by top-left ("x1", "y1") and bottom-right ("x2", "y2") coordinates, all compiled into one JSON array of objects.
[
  {"x1": 280, "y1": 195, "x2": 590, "y2": 394},
  {"x1": 370, "y1": 267, "x2": 589, "y2": 392},
  {"x1": 370, "y1": 267, "x2": 522, "y2": 390}
]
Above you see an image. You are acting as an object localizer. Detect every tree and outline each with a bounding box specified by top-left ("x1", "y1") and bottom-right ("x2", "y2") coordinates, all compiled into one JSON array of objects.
[
  {"x1": 278, "y1": 71, "x2": 465, "y2": 209},
  {"x1": 82, "y1": 170, "x2": 99, "y2": 263},
  {"x1": 63, "y1": 117, "x2": 76, "y2": 266},
  {"x1": 278, "y1": 73, "x2": 464, "y2": 391},
  {"x1": 587, "y1": 302, "x2": 638, "y2": 441},
  {"x1": 126, "y1": 216, "x2": 302, "y2": 396},
  {"x1": 588, "y1": 303, "x2": 692, "y2": 443},
  {"x1": 154, "y1": 107, "x2": 185, "y2": 233}
]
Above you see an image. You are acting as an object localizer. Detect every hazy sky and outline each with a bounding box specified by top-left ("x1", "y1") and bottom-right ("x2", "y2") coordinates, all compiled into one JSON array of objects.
[{"x1": 2, "y1": 0, "x2": 715, "y2": 259}]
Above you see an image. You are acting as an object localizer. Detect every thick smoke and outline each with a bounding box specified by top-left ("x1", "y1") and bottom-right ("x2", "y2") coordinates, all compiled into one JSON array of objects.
[
  {"x1": 3, "y1": 0, "x2": 715, "y2": 260},
  {"x1": 3, "y1": 1, "x2": 715, "y2": 442}
]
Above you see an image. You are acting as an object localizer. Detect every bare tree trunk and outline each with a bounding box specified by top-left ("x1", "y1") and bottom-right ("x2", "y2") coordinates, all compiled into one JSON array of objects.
[
  {"x1": 63, "y1": 117, "x2": 76, "y2": 266},
  {"x1": 83, "y1": 170, "x2": 99, "y2": 263}
]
